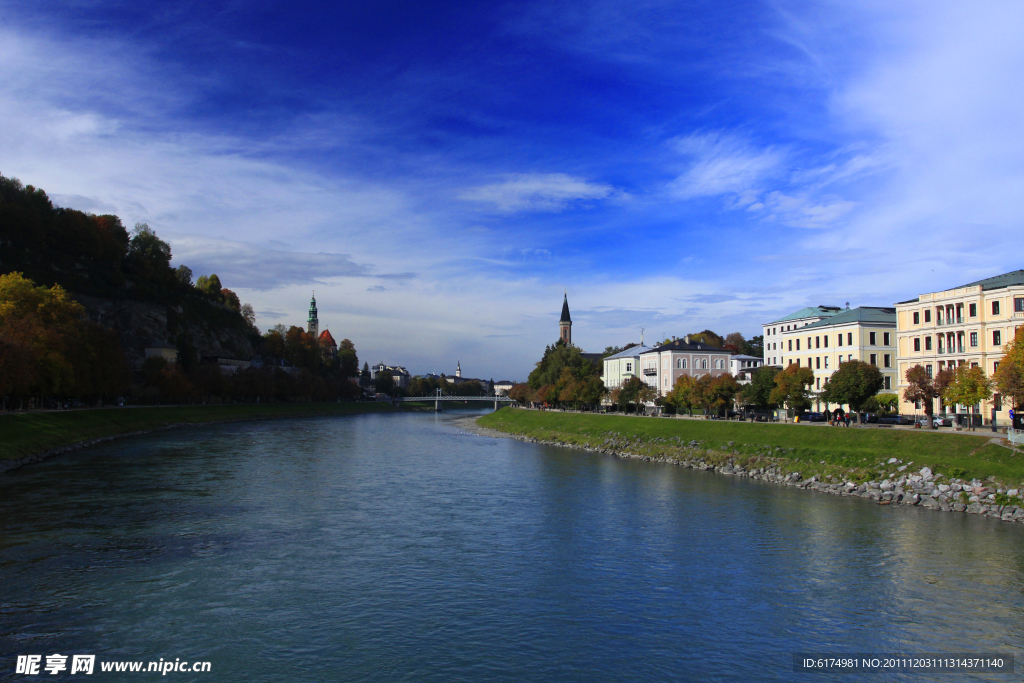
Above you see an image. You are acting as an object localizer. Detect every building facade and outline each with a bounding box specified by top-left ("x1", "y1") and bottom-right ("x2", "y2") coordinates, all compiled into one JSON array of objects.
[
  {"x1": 729, "y1": 354, "x2": 764, "y2": 383},
  {"x1": 895, "y1": 270, "x2": 1024, "y2": 423},
  {"x1": 638, "y1": 338, "x2": 732, "y2": 395},
  {"x1": 761, "y1": 305, "x2": 842, "y2": 367},
  {"x1": 797, "y1": 307, "x2": 898, "y2": 407},
  {"x1": 602, "y1": 344, "x2": 651, "y2": 390}
]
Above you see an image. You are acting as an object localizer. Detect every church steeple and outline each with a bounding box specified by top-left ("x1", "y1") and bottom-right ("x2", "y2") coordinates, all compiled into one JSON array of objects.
[
  {"x1": 307, "y1": 293, "x2": 319, "y2": 338},
  {"x1": 456, "y1": 360, "x2": 462, "y2": 378},
  {"x1": 559, "y1": 292, "x2": 572, "y2": 345}
]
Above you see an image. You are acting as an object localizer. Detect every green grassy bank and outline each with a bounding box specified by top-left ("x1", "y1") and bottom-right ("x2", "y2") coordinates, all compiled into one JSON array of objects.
[
  {"x1": 0, "y1": 402, "x2": 397, "y2": 464},
  {"x1": 478, "y1": 408, "x2": 1023, "y2": 486}
]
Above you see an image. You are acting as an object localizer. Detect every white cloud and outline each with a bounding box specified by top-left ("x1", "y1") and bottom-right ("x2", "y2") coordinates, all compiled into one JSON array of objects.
[
  {"x1": 459, "y1": 173, "x2": 619, "y2": 213},
  {"x1": 668, "y1": 132, "x2": 785, "y2": 201}
]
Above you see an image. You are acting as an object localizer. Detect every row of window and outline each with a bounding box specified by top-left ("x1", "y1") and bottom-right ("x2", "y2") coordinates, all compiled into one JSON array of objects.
[
  {"x1": 912, "y1": 330, "x2": 1003, "y2": 351},
  {"x1": 775, "y1": 331, "x2": 891, "y2": 352},
  {"x1": 790, "y1": 353, "x2": 892, "y2": 369},
  {"x1": 910, "y1": 298, "x2": 1023, "y2": 325}
]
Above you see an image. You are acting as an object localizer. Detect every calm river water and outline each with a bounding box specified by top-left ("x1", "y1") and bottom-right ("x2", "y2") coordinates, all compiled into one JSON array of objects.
[{"x1": 2, "y1": 411, "x2": 1023, "y2": 682}]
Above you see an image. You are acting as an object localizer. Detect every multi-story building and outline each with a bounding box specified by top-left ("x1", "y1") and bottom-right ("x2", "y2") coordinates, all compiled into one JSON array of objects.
[
  {"x1": 638, "y1": 337, "x2": 732, "y2": 395},
  {"x1": 895, "y1": 270, "x2": 1024, "y2": 424},
  {"x1": 797, "y1": 307, "x2": 898, "y2": 408},
  {"x1": 729, "y1": 354, "x2": 764, "y2": 383},
  {"x1": 761, "y1": 305, "x2": 842, "y2": 367},
  {"x1": 602, "y1": 344, "x2": 651, "y2": 390}
]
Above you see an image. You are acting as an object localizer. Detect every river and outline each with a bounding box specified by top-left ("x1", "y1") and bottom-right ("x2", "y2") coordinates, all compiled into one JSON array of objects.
[{"x1": 1, "y1": 411, "x2": 1022, "y2": 681}]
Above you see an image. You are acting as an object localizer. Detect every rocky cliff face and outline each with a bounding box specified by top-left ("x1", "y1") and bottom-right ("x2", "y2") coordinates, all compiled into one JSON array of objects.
[{"x1": 74, "y1": 293, "x2": 255, "y2": 371}]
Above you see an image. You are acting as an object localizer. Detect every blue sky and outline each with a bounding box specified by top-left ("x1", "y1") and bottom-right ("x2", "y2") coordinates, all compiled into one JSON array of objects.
[{"x1": 2, "y1": 0, "x2": 1022, "y2": 380}]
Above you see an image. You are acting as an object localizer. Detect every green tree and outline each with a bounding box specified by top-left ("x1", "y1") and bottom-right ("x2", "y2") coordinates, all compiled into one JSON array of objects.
[
  {"x1": 942, "y1": 364, "x2": 993, "y2": 431},
  {"x1": 528, "y1": 340, "x2": 596, "y2": 389},
  {"x1": 819, "y1": 360, "x2": 884, "y2": 422},
  {"x1": 375, "y1": 370, "x2": 395, "y2": 396},
  {"x1": 738, "y1": 366, "x2": 780, "y2": 409},
  {"x1": 705, "y1": 374, "x2": 741, "y2": 417},
  {"x1": 508, "y1": 383, "x2": 533, "y2": 404},
  {"x1": 613, "y1": 376, "x2": 657, "y2": 412},
  {"x1": 337, "y1": 339, "x2": 359, "y2": 378},
  {"x1": 903, "y1": 364, "x2": 941, "y2": 427},
  {"x1": 361, "y1": 362, "x2": 371, "y2": 381},
  {"x1": 686, "y1": 330, "x2": 724, "y2": 348},
  {"x1": 770, "y1": 364, "x2": 815, "y2": 413},
  {"x1": 746, "y1": 335, "x2": 764, "y2": 358},
  {"x1": 175, "y1": 264, "x2": 193, "y2": 286},
  {"x1": 723, "y1": 332, "x2": 747, "y2": 354},
  {"x1": 196, "y1": 273, "x2": 223, "y2": 298}
]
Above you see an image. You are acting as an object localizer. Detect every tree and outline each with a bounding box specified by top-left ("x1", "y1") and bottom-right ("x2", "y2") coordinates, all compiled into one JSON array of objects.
[
  {"x1": 665, "y1": 374, "x2": 698, "y2": 415},
  {"x1": 0, "y1": 272, "x2": 84, "y2": 403},
  {"x1": 942, "y1": 364, "x2": 993, "y2": 431},
  {"x1": 175, "y1": 264, "x2": 193, "y2": 286},
  {"x1": 613, "y1": 376, "x2": 657, "y2": 412},
  {"x1": 738, "y1": 366, "x2": 780, "y2": 410},
  {"x1": 819, "y1": 360, "x2": 884, "y2": 422},
  {"x1": 770, "y1": 364, "x2": 815, "y2": 413},
  {"x1": 686, "y1": 330, "x2": 724, "y2": 348},
  {"x1": 361, "y1": 362, "x2": 371, "y2": 381},
  {"x1": 375, "y1": 371, "x2": 395, "y2": 396},
  {"x1": 337, "y1": 339, "x2": 359, "y2": 378},
  {"x1": 240, "y1": 303, "x2": 257, "y2": 331},
  {"x1": 705, "y1": 374, "x2": 741, "y2": 417},
  {"x1": 220, "y1": 288, "x2": 241, "y2": 311},
  {"x1": 903, "y1": 365, "x2": 941, "y2": 427},
  {"x1": 508, "y1": 383, "x2": 533, "y2": 404},
  {"x1": 724, "y1": 332, "x2": 746, "y2": 354},
  {"x1": 746, "y1": 334, "x2": 764, "y2": 358},
  {"x1": 196, "y1": 273, "x2": 223, "y2": 298},
  {"x1": 528, "y1": 340, "x2": 596, "y2": 388},
  {"x1": 994, "y1": 327, "x2": 1024, "y2": 410}
]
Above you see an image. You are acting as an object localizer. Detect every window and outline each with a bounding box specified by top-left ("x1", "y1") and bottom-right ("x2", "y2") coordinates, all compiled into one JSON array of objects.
[
  {"x1": 994, "y1": 330, "x2": 1002, "y2": 346},
  {"x1": 701, "y1": 359, "x2": 707, "y2": 369},
  {"x1": 969, "y1": 303, "x2": 977, "y2": 317},
  {"x1": 815, "y1": 357, "x2": 821, "y2": 369},
  {"x1": 1016, "y1": 298, "x2": 1024, "y2": 313},
  {"x1": 807, "y1": 337, "x2": 812, "y2": 349},
  {"x1": 914, "y1": 338, "x2": 921, "y2": 351},
  {"x1": 925, "y1": 337, "x2": 932, "y2": 351},
  {"x1": 970, "y1": 332, "x2": 978, "y2": 347},
  {"x1": 884, "y1": 354, "x2": 891, "y2": 368},
  {"x1": 884, "y1": 376, "x2": 891, "y2": 390},
  {"x1": 924, "y1": 310, "x2": 931, "y2": 323},
  {"x1": 848, "y1": 354, "x2": 853, "y2": 362},
  {"x1": 926, "y1": 364, "x2": 932, "y2": 377},
  {"x1": 869, "y1": 331, "x2": 876, "y2": 345},
  {"x1": 823, "y1": 335, "x2": 829, "y2": 347},
  {"x1": 913, "y1": 311, "x2": 920, "y2": 324},
  {"x1": 838, "y1": 334, "x2": 843, "y2": 347},
  {"x1": 994, "y1": 361, "x2": 1000, "y2": 373},
  {"x1": 788, "y1": 340, "x2": 792, "y2": 351},
  {"x1": 816, "y1": 378, "x2": 821, "y2": 389},
  {"x1": 847, "y1": 332, "x2": 853, "y2": 345},
  {"x1": 675, "y1": 358, "x2": 680, "y2": 369},
  {"x1": 797, "y1": 339, "x2": 801, "y2": 350},
  {"x1": 625, "y1": 362, "x2": 631, "y2": 372},
  {"x1": 680, "y1": 359, "x2": 687, "y2": 369},
  {"x1": 993, "y1": 300, "x2": 1001, "y2": 315},
  {"x1": 870, "y1": 353, "x2": 877, "y2": 366},
  {"x1": 815, "y1": 336, "x2": 820, "y2": 349},
  {"x1": 824, "y1": 357, "x2": 829, "y2": 369},
  {"x1": 883, "y1": 332, "x2": 890, "y2": 345},
  {"x1": 715, "y1": 359, "x2": 724, "y2": 369}
]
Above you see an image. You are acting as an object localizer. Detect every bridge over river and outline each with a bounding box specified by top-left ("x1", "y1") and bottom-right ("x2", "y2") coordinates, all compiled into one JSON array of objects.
[{"x1": 397, "y1": 388, "x2": 517, "y2": 411}]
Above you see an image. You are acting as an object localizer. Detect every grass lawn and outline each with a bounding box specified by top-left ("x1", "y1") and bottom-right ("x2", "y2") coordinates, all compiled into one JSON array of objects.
[
  {"x1": 478, "y1": 408, "x2": 1024, "y2": 485},
  {"x1": 0, "y1": 402, "x2": 396, "y2": 463}
]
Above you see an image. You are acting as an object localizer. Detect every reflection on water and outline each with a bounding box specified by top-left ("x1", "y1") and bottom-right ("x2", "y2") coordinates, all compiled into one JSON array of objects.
[{"x1": 1, "y1": 411, "x2": 1022, "y2": 682}]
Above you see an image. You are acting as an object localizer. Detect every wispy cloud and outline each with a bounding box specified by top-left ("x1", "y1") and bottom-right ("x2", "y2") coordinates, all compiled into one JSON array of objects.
[
  {"x1": 460, "y1": 173, "x2": 619, "y2": 213},
  {"x1": 668, "y1": 132, "x2": 785, "y2": 202}
]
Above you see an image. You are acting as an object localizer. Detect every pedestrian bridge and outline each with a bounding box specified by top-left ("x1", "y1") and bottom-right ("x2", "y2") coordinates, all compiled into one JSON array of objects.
[{"x1": 397, "y1": 388, "x2": 517, "y2": 410}]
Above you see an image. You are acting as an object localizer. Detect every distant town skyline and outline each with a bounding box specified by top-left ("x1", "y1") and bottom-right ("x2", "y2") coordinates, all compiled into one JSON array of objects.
[{"x1": 2, "y1": 0, "x2": 1022, "y2": 379}]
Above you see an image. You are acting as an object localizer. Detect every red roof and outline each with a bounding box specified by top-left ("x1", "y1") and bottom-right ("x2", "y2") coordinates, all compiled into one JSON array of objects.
[{"x1": 318, "y1": 329, "x2": 337, "y2": 346}]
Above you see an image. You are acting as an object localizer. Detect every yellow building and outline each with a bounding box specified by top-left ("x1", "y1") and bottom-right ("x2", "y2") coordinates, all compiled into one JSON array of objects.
[
  {"x1": 792, "y1": 307, "x2": 898, "y2": 409},
  {"x1": 895, "y1": 270, "x2": 1024, "y2": 425}
]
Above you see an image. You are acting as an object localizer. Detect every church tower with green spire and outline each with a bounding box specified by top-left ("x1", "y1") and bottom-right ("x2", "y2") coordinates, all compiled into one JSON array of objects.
[
  {"x1": 307, "y1": 293, "x2": 319, "y2": 338},
  {"x1": 559, "y1": 292, "x2": 572, "y2": 345}
]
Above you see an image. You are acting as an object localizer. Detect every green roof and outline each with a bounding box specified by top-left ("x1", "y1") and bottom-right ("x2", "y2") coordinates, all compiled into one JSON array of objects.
[
  {"x1": 954, "y1": 269, "x2": 1024, "y2": 291},
  {"x1": 767, "y1": 305, "x2": 842, "y2": 324},
  {"x1": 802, "y1": 306, "x2": 896, "y2": 330}
]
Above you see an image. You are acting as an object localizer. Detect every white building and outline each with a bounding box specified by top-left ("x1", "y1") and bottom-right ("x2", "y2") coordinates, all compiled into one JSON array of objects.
[
  {"x1": 602, "y1": 344, "x2": 651, "y2": 390},
  {"x1": 729, "y1": 354, "x2": 764, "y2": 383},
  {"x1": 493, "y1": 380, "x2": 514, "y2": 396},
  {"x1": 639, "y1": 338, "x2": 732, "y2": 395}
]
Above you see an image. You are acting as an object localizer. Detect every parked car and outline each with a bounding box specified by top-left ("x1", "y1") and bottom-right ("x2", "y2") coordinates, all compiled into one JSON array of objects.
[
  {"x1": 879, "y1": 415, "x2": 913, "y2": 425},
  {"x1": 933, "y1": 417, "x2": 953, "y2": 427}
]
